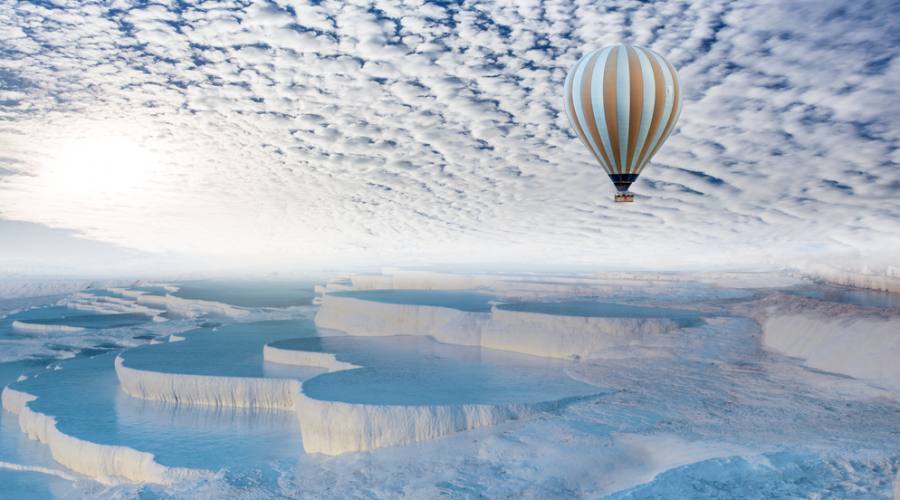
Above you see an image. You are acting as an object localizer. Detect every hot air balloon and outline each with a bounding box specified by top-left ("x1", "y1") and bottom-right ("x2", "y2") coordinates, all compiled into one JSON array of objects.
[{"x1": 564, "y1": 44, "x2": 682, "y2": 202}]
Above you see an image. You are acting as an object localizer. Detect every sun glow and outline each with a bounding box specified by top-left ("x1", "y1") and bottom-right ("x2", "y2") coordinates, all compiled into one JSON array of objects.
[{"x1": 42, "y1": 130, "x2": 160, "y2": 199}]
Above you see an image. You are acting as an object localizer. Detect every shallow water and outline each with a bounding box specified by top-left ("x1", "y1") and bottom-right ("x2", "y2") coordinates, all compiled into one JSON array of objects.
[
  {"x1": 276, "y1": 336, "x2": 602, "y2": 405},
  {"x1": 0, "y1": 465, "x2": 80, "y2": 500},
  {"x1": 332, "y1": 289, "x2": 496, "y2": 312},
  {"x1": 0, "y1": 295, "x2": 177, "y2": 496},
  {"x1": 6, "y1": 306, "x2": 97, "y2": 322},
  {"x1": 121, "y1": 319, "x2": 322, "y2": 378},
  {"x1": 12, "y1": 352, "x2": 305, "y2": 474},
  {"x1": 171, "y1": 279, "x2": 317, "y2": 308},
  {"x1": 0, "y1": 302, "x2": 174, "y2": 364},
  {"x1": 13, "y1": 313, "x2": 151, "y2": 329}
]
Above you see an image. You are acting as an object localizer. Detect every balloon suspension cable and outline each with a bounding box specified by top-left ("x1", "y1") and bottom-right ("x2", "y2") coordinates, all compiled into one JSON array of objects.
[{"x1": 614, "y1": 192, "x2": 635, "y2": 203}]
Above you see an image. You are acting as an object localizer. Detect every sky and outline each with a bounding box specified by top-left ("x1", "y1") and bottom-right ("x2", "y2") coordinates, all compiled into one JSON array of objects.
[{"x1": 0, "y1": 0, "x2": 898, "y2": 274}]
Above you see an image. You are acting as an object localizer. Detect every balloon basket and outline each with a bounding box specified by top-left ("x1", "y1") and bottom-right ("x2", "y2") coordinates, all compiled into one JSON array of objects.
[{"x1": 614, "y1": 192, "x2": 634, "y2": 203}]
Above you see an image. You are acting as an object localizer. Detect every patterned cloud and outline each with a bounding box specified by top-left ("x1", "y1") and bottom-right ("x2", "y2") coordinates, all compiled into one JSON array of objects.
[{"x1": 0, "y1": 0, "x2": 897, "y2": 270}]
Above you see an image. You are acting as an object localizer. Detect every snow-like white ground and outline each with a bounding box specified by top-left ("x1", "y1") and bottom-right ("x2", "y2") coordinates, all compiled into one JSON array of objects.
[{"x1": 0, "y1": 273, "x2": 898, "y2": 498}]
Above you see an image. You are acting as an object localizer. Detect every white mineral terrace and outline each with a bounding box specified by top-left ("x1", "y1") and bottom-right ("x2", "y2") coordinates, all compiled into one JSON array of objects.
[
  {"x1": 114, "y1": 339, "x2": 593, "y2": 456},
  {"x1": 313, "y1": 294, "x2": 681, "y2": 359},
  {"x1": 4, "y1": 277, "x2": 898, "y2": 492},
  {"x1": 747, "y1": 293, "x2": 900, "y2": 392},
  {"x1": 11, "y1": 320, "x2": 85, "y2": 334},
  {"x1": 1, "y1": 386, "x2": 201, "y2": 485},
  {"x1": 115, "y1": 357, "x2": 300, "y2": 410}
]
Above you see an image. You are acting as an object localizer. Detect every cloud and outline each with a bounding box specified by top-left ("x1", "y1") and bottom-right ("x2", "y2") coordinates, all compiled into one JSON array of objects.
[{"x1": 0, "y1": 0, "x2": 897, "y2": 270}]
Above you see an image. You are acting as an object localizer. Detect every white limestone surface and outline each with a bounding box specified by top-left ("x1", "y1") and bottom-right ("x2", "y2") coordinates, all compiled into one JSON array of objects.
[
  {"x1": 104, "y1": 287, "x2": 247, "y2": 319},
  {"x1": 797, "y1": 263, "x2": 900, "y2": 294},
  {"x1": 761, "y1": 314, "x2": 900, "y2": 391},
  {"x1": 748, "y1": 293, "x2": 900, "y2": 392},
  {"x1": 134, "y1": 293, "x2": 248, "y2": 319},
  {"x1": 116, "y1": 335, "x2": 594, "y2": 456},
  {"x1": 265, "y1": 340, "x2": 596, "y2": 455},
  {"x1": 349, "y1": 271, "x2": 502, "y2": 291},
  {"x1": 64, "y1": 292, "x2": 160, "y2": 316},
  {"x1": 263, "y1": 344, "x2": 360, "y2": 372},
  {"x1": 11, "y1": 320, "x2": 85, "y2": 334},
  {"x1": 115, "y1": 356, "x2": 299, "y2": 409},
  {"x1": 482, "y1": 308, "x2": 679, "y2": 359},
  {"x1": 315, "y1": 294, "x2": 681, "y2": 359},
  {"x1": 1, "y1": 386, "x2": 201, "y2": 485},
  {"x1": 106, "y1": 288, "x2": 146, "y2": 300},
  {"x1": 294, "y1": 390, "x2": 564, "y2": 455},
  {"x1": 314, "y1": 294, "x2": 489, "y2": 347},
  {"x1": 338, "y1": 270, "x2": 803, "y2": 297},
  {"x1": 0, "y1": 279, "x2": 96, "y2": 300}
]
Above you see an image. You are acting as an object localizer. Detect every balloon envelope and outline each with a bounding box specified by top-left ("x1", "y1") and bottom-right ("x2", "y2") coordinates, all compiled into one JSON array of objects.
[{"x1": 564, "y1": 44, "x2": 682, "y2": 201}]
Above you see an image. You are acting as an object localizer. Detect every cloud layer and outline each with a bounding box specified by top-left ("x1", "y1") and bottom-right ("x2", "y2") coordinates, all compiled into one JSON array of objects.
[{"x1": 1, "y1": 0, "x2": 898, "y2": 270}]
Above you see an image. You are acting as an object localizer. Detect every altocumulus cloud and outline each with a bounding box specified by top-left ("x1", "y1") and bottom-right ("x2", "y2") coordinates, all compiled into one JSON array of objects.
[{"x1": 0, "y1": 0, "x2": 898, "y2": 270}]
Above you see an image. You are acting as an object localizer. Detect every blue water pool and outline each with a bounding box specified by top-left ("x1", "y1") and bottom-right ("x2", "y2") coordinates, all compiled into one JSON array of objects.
[
  {"x1": 7, "y1": 306, "x2": 99, "y2": 322},
  {"x1": 171, "y1": 279, "x2": 318, "y2": 308},
  {"x1": 273, "y1": 335, "x2": 603, "y2": 406},
  {"x1": 13, "y1": 313, "x2": 152, "y2": 329},
  {"x1": 11, "y1": 352, "x2": 305, "y2": 473},
  {"x1": 330, "y1": 289, "x2": 496, "y2": 312},
  {"x1": 0, "y1": 299, "x2": 162, "y2": 364},
  {"x1": 120, "y1": 319, "x2": 323, "y2": 378}
]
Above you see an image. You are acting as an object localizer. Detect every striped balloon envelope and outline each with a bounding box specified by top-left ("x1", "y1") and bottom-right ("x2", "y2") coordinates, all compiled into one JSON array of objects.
[{"x1": 564, "y1": 44, "x2": 682, "y2": 202}]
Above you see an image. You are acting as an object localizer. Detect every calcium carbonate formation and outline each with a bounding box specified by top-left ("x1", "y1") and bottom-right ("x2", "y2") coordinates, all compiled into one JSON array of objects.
[
  {"x1": 114, "y1": 340, "x2": 593, "y2": 456},
  {"x1": 1, "y1": 386, "x2": 201, "y2": 485},
  {"x1": 115, "y1": 356, "x2": 301, "y2": 410},
  {"x1": 11, "y1": 320, "x2": 86, "y2": 334},
  {"x1": 747, "y1": 293, "x2": 900, "y2": 392},
  {"x1": 28, "y1": 276, "x2": 900, "y2": 487},
  {"x1": 4, "y1": 281, "x2": 696, "y2": 478},
  {"x1": 314, "y1": 294, "x2": 680, "y2": 359}
]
